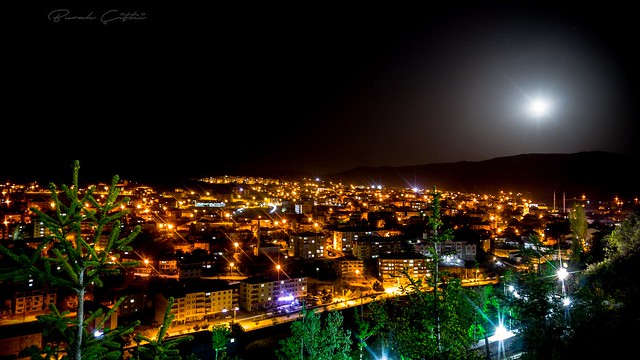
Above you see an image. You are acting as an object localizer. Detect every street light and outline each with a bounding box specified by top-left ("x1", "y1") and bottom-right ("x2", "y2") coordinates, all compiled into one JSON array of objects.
[
  {"x1": 557, "y1": 263, "x2": 570, "y2": 303},
  {"x1": 557, "y1": 263, "x2": 571, "y2": 328},
  {"x1": 276, "y1": 264, "x2": 281, "y2": 282},
  {"x1": 316, "y1": 267, "x2": 319, "y2": 280}
]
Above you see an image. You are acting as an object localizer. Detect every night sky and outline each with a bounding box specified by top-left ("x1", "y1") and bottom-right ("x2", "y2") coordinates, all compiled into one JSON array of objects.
[{"x1": 5, "y1": 2, "x2": 639, "y2": 184}]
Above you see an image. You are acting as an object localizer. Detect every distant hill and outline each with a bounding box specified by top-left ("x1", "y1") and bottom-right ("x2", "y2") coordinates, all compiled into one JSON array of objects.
[
  {"x1": 3, "y1": 152, "x2": 636, "y2": 205},
  {"x1": 322, "y1": 152, "x2": 639, "y2": 204}
]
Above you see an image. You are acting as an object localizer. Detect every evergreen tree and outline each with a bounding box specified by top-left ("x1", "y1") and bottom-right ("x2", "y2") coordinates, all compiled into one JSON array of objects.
[
  {"x1": 364, "y1": 187, "x2": 486, "y2": 360},
  {"x1": 385, "y1": 269, "x2": 484, "y2": 360},
  {"x1": 509, "y1": 265, "x2": 568, "y2": 359},
  {"x1": 425, "y1": 186, "x2": 454, "y2": 353},
  {"x1": 131, "y1": 296, "x2": 194, "y2": 360},
  {"x1": 501, "y1": 231, "x2": 573, "y2": 359},
  {"x1": 0, "y1": 160, "x2": 142, "y2": 360},
  {"x1": 518, "y1": 233, "x2": 555, "y2": 275}
]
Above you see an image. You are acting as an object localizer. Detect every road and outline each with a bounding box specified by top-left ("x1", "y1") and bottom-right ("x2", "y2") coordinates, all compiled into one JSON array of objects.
[{"x1": 165, "y1": 277, "x2": 499, "y2": 336}]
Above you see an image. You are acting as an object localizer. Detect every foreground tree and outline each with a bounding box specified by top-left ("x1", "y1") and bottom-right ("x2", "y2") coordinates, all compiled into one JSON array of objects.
[
  {"x1": 131, "y1": 296, "x2": 194, "y2": 360},
  {"x1": 382, "y1": 270, "x2": 485, "y2": 360},
  {"x1": 0, "y1": 161, "x2": 141, "y2": 359},
  {"x1": 424, "y1": 186, "x2": 454, "y2": 354},
  {"x1": 276, "y1": 308, "x2": 352, "y2": 360},
  {"x1": 490, "y1": 206, "x2": 640, "y2": 360},
  {"x1": 568, "y1": 202, "x2": 588, "y2": 266},
  {"x1": 363, "y1": 187, "x2": 486, "y2": 360},
  {"x1": 563, "y1": 210, "x2": 640, "y2": 359},
  {"x1": 508, "y1": 264, "x2": 568, "y2": 359},
  {"x1": 353, "y1": 306, "x2": 383, "y2": 360},
  {"x1": 211, "y1": 323, "x2": 232, "y2": 360}
]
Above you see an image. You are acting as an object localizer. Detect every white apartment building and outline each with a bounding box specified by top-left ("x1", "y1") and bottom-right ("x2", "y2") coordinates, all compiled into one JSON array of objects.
[{"x1": 238, "y1": 276, "x2": 307, "y2": 312}]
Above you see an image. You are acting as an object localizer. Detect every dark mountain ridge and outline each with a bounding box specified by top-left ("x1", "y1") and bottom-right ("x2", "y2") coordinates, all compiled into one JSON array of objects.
[
  {"x1": 323, "y1": 151, "x2": 638, "y2": 204},
  {"x1": 3, "y1": 152, "x2": 636, "y2": 206}
]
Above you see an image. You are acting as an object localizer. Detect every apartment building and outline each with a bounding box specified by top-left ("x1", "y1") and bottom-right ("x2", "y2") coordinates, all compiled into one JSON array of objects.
[
  {"x1": 0, "y1": 322, "x2": 42, "y2": 359},
  {"x1": 14, "y1": 289, "x2": 56, "y2": 316},
  {"x1": 336, "y1": 257, "x2": 364, "y2": 280},
  {"x1": 156, "y1": 279, "x2": 237, "y2": 325},
  {"x1": 288, "y1": 231, "x2": 325, "y2": 259},
  {"x1": 416, "y1": 239, "x2": 478, "y2": 262},
  {"x1": 238, "y1": 276, "x2": 307, "y2": 312},
  {"x1": 351, "y1": 235, "x2": 405, "y2": 260},
  {"x1": 329, "y1": 226, "x2": 372, "y2": 255},
  {"x1": 377, "y1": 255, "x2": 430, "y2": 282}
]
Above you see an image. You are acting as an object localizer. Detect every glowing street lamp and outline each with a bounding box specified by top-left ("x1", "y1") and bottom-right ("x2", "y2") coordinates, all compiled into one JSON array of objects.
[
  {"x1": 276, "y1": 264, "x2": 281, "y2": 281},
  {"x1": 557, "y1": 263, "x2": 569, "y2": 298},
  {"x1": 557, "y1": 262, "x2": 572, "y2": 328},
  {"x1": 557, "y1": 267, "x2": 568, "y2": 281}
]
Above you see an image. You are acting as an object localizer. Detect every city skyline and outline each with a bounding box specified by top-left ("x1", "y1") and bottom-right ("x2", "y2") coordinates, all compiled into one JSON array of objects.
[{"x1": 5, "y1": 2, "x2": 639, "y2": 183}]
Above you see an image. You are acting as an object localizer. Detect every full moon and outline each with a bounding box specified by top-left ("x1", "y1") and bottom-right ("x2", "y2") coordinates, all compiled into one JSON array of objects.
[{"x1": 528, "y1": 98, "x2": 551, "y2": 118}]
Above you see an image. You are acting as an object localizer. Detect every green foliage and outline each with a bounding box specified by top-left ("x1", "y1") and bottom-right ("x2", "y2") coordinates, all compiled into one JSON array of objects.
[
  {"x1": 492, "y1": 211, "x2": 640, "y2": 359},
  {"x1": 426, "y1": 186, "x2": 454, "y2": 244},
  {"x1": 508, "y1": 266, "x2": 568, "y2": 359},
  {"x1": 602, "y1": 210, "x2": 640, "y2": 260},
  {"x1": 518, "y1": 233, "x2": 554, "y2": 273},
  {"x1": 353, "y1": 306, "x2": 382, "y2": 360},
  {"x1": 560, "y1": 210, "x2": 640, "y2": 358},
  {"x1": 132, "y1": 297, "x2": 193, "y2": 360},
  {"x1": 356, "y1": 189, "x2": 487, "y2": 360},
  {"x1": 211, "y1": 323, "x2": 232, "y2": 360},
  {"x1": 384, "y1": 270, "x2": 485, "y2": 360},
  {"x1": 31, "y1": 296, "x2": 140, "y2": 360},
  {"x1": 276, "y1": 308, "x2": 352, "y2": 360},
  {"x1": 568, "y1": 202, "x2": 588, "y2": 265},
  {"x1": 0, "y1": 160, "x2": 142, "y2": 360}
]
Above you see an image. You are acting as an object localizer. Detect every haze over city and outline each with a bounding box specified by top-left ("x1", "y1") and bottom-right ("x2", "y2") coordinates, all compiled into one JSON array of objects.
[{"x1": 5, "y1": 2, "x2": 639, "y2": 184}]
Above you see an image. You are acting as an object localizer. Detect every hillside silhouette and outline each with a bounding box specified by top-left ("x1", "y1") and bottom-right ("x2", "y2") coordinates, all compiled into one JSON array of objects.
[
  {"x1": 323, "y1": 151, "x2": 638, "y2": 204},
  {"x1": 2, "y1": 152, "x2": 636, "y2": 205}
]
